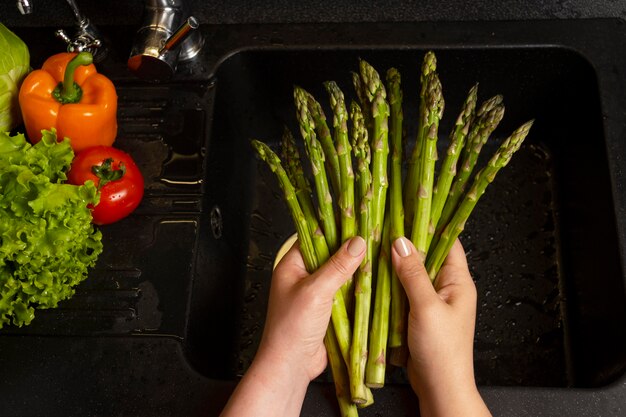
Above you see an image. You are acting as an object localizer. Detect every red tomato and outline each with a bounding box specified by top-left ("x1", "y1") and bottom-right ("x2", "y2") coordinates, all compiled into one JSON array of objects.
[{"x1": 68, "y1": 146, "x2": 144, "y2": 225}]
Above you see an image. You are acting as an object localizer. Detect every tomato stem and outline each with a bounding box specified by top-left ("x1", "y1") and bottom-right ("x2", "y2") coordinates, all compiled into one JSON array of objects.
[{"x1": 92, "y1": 158, "x2": 126, "y2": 190}]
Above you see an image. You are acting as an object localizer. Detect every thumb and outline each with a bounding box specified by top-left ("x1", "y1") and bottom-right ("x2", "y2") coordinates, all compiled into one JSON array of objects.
[
  {"x1": 311, "y1": 236, "x2": 366, "y2": 296},
  {"x1": 391, "y1": 237, "x2": 439, "y2": 306}
]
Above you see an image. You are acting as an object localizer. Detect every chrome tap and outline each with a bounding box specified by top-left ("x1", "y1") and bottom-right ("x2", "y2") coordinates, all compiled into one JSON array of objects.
[
  {"x1": 55, "y1": 0, "x2": 106, "y2": 61},
  {"x1": 127, "y1": 0, "x2": 204, "y2": 82},
  {"x1": 16, "y1": 0, "x2": 33, "y2": 14},
  {"x1": 16, "y1": 0, "x2": 106, "y2": 60}
]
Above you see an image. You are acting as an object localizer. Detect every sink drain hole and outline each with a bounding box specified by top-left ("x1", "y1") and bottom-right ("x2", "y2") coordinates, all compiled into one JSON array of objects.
[{"x1": 210, "y1": 205, "x2": 223, "y2": 239}]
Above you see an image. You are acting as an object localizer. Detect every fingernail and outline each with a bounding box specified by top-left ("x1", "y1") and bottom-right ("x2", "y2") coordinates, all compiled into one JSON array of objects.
[
  {"x1": 393, "y1": 237, "x2": 412, "y2": 257},
  {"x1": 347, "y1": 236, "x2": 366, "y2": 257}
]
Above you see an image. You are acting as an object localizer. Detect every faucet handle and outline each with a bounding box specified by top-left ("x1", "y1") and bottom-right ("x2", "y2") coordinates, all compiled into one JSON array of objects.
[
  {"x1": 16, "y1": 0, "x2": 33, "y2": 15},
  {"x1": 55, "y1": 28, "x2": 103, "y2": 59},
  {"x1": 161, "y1": 16, "x2": 199, "y2": 55}
]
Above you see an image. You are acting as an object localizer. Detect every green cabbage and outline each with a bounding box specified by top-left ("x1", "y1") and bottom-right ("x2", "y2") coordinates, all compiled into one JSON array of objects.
[
  {"x1": 0, "y1": 23, "x2": 30, "y2": 132},
  {"x1": 0, "y1": 130, "x2": 103, "y2": 328}
]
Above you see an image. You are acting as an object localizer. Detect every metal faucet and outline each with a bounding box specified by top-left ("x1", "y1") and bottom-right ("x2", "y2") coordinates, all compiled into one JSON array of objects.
[
  {"x1": 127, "y1": 0, "x2": 204, "y2": 82},
  {"x1": 16, "y1": 0, "x2": 33, "y2": 15},
  {"x1": 16, "y1": 0, "x2": 106, "y2": 61},
  {"x1": 16, "y1": 0, "x2": 203, "y2": 80}
]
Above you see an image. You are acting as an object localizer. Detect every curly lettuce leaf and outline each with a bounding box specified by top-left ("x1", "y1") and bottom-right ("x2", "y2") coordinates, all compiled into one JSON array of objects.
[
  {"x1": 0, "y1": 129, "x2": 103, "y2": 328},
  {"x1": 0, "y1": 129, "x2": 73, "y2": 183}
]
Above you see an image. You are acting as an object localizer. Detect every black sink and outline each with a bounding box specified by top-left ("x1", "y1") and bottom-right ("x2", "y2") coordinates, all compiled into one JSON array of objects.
[
  {"x1": 186, "y1": 46, "x2": 626, "y2": 389},
  {"x1": 2, "y1": 19, "x2": 626, "y2": 417}
]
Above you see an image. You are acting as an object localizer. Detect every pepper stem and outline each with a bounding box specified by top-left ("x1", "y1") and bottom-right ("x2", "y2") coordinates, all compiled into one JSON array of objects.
[{"x1": 53, "y1": 52, "x2": 93, "y2": 104}]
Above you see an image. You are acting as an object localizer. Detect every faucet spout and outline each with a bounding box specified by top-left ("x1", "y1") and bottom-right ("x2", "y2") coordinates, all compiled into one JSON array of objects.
[
  {"x1": 128, "y1": 0, "x2": 204, "y2": 82},
  {"x1": 16, "y1": 0, "x2": 33, "y2": 15}
]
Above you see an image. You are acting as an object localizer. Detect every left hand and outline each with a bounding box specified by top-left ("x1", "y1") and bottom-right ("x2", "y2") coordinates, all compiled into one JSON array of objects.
[{"x1": 256, "y1": 236, "x2": 366, "y2": 382}]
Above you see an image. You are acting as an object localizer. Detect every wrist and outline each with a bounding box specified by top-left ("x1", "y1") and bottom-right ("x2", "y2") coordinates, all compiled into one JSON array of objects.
[
  {"x1": 415, "y1": 371, "x2": 483, "y2": 417},
  {"x1": 252, "y1": 345, "x2": 312, "y2": 390},
  {"x1": 221, "y1": 346, "x2": 311, "y2": 417}
]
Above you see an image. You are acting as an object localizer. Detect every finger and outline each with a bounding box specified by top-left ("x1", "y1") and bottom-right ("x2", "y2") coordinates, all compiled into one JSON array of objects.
[
  {"x1": 310, "y1": 236, "x2": 366, "y2": 296},
  {"x1": 434, "y1": 239, "x2": 476, "y2": 307},
  {"x1": 390, "y1": 237, "x2": 439, "y2": 306},
  {"x1": 441, "y1": 238, "x2": 469, "y2": 271},
  {"x1": 274, "y1": 239, "x2": 309, "y2": 281}
]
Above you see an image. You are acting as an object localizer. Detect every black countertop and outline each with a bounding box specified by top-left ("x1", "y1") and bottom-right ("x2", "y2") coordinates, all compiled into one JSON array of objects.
[
  {"x1": 2, "y1": 0, "x2": 626, "y2": 26},
  {"x1": 2, "y1": 3, "x2": 626, "y2": 417}
]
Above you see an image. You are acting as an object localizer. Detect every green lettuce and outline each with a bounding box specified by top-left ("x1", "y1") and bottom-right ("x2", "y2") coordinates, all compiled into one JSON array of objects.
[
  {"x1": 0, "y1": 130, "x2": 103, "y2": 328},
  {"x1": 0, "y1": 23, "x2": 30, "y2": 132}
]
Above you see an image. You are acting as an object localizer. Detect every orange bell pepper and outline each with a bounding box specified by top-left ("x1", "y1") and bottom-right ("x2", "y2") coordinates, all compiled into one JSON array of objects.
[{"x1": 18, "y1": 51, "x2": 117, "y2": 153}]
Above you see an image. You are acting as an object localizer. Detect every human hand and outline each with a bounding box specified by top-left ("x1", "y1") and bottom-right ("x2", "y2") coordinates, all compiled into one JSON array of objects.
[
  {"x1": 391, "y1": 237, "x2": 491, "y2": 417},
  {"x1": 220, "y1": 236, "x2": 365, "y2": 417},
  {"x1": 256, "y1": 236, "x2": 366, "y2": 383}
]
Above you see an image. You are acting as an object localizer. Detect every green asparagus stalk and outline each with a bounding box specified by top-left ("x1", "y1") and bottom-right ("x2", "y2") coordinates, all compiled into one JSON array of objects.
[
  {"x1": 251, "y1": 140, "x2": 318, "y2": 271},
  {"x1": 351, "y1": 101, "x2": 371, "y2": 239},
  {"x1": 410, "y1": 72, "x2": 444, "y2": 259},
  {"x1": 350, "y1": 100, "x2": 374, "y2": 404},
  {"x1": 253, "y1": 139, "x2": 357, "y2": 413},
  {"x1": 426, "y1": 84, "x2": 478, "y2": 253},
  {"x1": 366, "y1": 216, "x2": 392, "y2": 387},
  {"x1": 352, "y1": 60, "x2": 390, "y2": 399},
  {"x1": 294, "y1": 86, "x2": 340, "y2": 253},
  {"x1": 325, "y1": 327, "x2": 360, "y2": 417},
  {"x1": 304, "y1": 89, "x2": 342, "y2": 197},
  {"x1": 281, "y1": 127, "x2": 331, "y2": 263},
  {"x1": 326, "y1": 81, "x2": 357, "y2": 312},
  {"x1": 426, "y1": 120, "x2": 534, "y2": 279},
  {"x1": 386, "y1": 68, "x2": 407, "y2": 349},
  {"x1": 357, "y1": 388, "x2": 374, "y2": 409},
  {"x1": 404, "y1": 51, "x2": 438, "y2": 232},
  {"x1": 352, "y1": 71, "x2": 373, "y2": 139},
  {"x1": 434, "y1": 95, "x2": 504, "y2": 241},
  {"x1": 325, "y1": 81, "x2": 356, "y2": 244},
  {"x1": 359, "y1": 59, "x2": 390, "y2": 264},
  {"x1": 347, "y1": 100, "x2": 370, "y2": 308},
  {"x1": 386, "y1": 69, "x2": 405, "y2": 242},
  {"x1": 295, "y1": 88, "x2": 355, "y2": 371}
]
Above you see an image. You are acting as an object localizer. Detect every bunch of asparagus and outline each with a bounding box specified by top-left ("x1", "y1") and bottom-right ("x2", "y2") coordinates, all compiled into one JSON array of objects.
[{"x1": 252, "y1": 51, "x2": 533, "y2": 416}]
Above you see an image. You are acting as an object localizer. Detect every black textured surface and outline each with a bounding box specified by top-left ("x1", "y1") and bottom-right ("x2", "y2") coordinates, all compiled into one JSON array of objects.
[
  {"x1": 2, "y1": 16, "x2": 626, "y2": 417},
  {"x1": 2, "y1": 0, "x2": 626, "y2": 27}
]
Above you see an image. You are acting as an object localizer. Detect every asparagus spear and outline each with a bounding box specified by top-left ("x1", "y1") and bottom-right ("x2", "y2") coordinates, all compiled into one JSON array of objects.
[
  {"x1": 434, "y1": 95, "x2": 504, "y2": 242},
  {"x1": 251, "y1": 140, "x2": 318, "y2": 271},
  {"x1": 351, "y1": 101, "x2": 371, "y2": 239},
  {"x1": 294, "y1": 86, "x2": 340, "y2": 253},
  {"x1": 426, "y1": 120, "x2": 534, "y2": 279},
  {"x1": 386, "y1": 68, "x2": 407, "y2": 350},
  {"x1": 326, "y1": 81, "x2": 357, "y2": 312},
  {"x1": 359, "y1": 59, "x2": 390, "y2": 263},
  {"x1": 295, "y1": 87, "x2": 356, "y2": 371},
  {"x1": 253, "y1": 140, "x2": 357, "y2": 414},
  {"x1": 325, "y1": 327, "x2": 360, "y2": 417},
  {"x1": 404, "y1": 52, "x2": 438, "y2": 232},
  {"x1": 366, "y1": 216, "x2": 392, "y2": 387},
  {"x1": 304, "y1": 88, "x2": 342, "y2": 197},
  {"x1": 410, "y1": 72, "x2": 444, "y2": 259},
  {"x1": 426, "y1": 84, "x2": 478, "y2": 253},
  {"x1": 325, "y1": 81, "x2": 356, "y2": 244},
  {"x1": 281, "y1": 127, "x2": 330, "y2": 263},
  {"x1": 352, "y1": 71, "x2": 373, "y2": 139},
  {"x1": 350, "y1": 100, "x2": 374, "y2": 404}
]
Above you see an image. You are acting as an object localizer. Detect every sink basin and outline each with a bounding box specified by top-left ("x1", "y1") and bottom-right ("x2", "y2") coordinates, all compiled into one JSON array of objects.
[
  {"x1": 186, "y1": 46, "x2": 626, "y2": 388},
  {"x1": 2, "y1": 22, "x2": 626, "y2": 416}
]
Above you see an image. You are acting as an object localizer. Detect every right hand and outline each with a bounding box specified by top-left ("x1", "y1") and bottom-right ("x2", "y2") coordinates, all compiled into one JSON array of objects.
[{"x1": 391, "y1": 237, "x2": 491, "y2": 417}]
